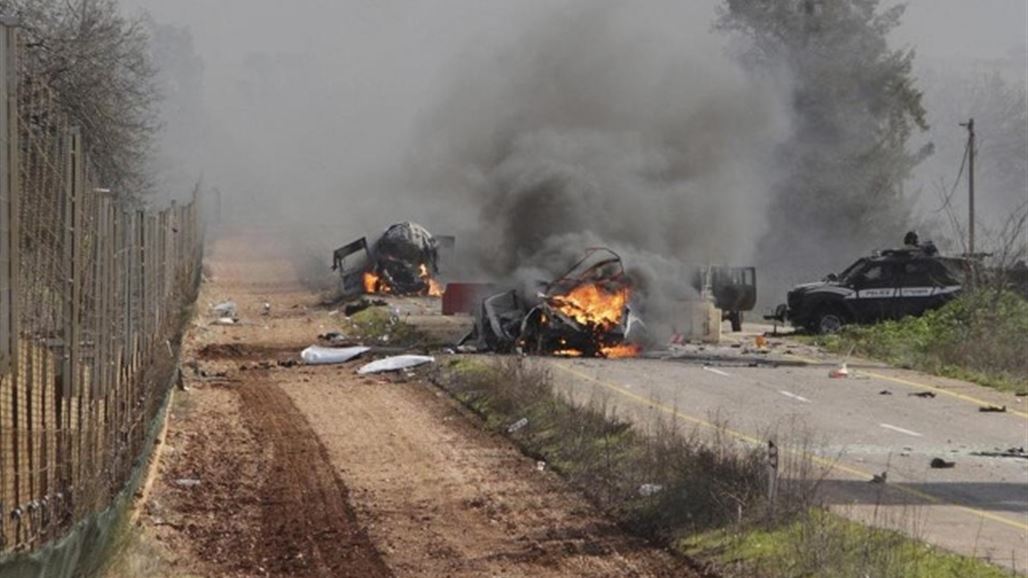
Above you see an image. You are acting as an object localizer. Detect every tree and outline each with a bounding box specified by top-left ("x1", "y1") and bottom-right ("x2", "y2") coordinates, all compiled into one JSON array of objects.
[
  {"x1": 718, "y1": 0, "x2": 933, "y2": 285},
  {"x1": 0, "y1": 0, "x2": 158, "y2": 198}
]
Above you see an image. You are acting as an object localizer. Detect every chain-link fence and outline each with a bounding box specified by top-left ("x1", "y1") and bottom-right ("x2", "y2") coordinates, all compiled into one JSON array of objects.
[{"x1": 0, "y1": 21, "x2": 202, "y2": 554}]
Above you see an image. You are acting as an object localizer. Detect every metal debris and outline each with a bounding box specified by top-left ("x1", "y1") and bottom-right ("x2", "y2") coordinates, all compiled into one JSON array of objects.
[
  {"x1": 970, "y1": 448, "x2": 1028, "y2": 460},
  {"x1": 507, "y1": 418, "x2": 529, "y2": 433},
  {"x1": 638, "y1": 484, "x2": 664, "y2": 497},
  {"x1": 212, "y1": 300, "x2": 237, "y2": 318}
]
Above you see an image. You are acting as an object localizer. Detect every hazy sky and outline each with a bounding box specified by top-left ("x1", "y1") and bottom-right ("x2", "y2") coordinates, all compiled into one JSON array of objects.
[{"x1": 123, "y1": 0, "x2": 1026, "y2": 242}]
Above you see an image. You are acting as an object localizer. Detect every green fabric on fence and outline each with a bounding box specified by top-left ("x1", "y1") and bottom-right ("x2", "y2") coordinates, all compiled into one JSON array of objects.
[{"x1": 0, "y1": 382, "x2": 173, "y2": 578}]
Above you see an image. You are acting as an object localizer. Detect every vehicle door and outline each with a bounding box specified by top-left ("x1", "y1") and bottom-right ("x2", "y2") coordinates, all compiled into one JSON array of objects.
[
  {"x1": 898, "y1": 258, "x2": 962, "y2": 316},
  {"x1": 896, "y1": 259, "x2": 937, "y2": 317},
  {"x1": 846, "y1": 261, "x2": 901, "y2": 322}
]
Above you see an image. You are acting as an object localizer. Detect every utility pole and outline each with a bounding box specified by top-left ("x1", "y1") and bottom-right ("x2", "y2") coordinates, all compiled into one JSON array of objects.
[{"x1": 960, "y1": 118, "x2": 975, "y2": 256}]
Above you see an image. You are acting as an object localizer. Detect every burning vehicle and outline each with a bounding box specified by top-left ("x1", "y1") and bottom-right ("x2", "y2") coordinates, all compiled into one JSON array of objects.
[
  {"x1": 768, "y1": 241, "x2": 966, "y2": 334},
  {"x1": 462, "y1": 249, "x2": 643, "y2": 358},
  {"x1": 332, "y1": 222, "x2": 446, "y2": 298}
]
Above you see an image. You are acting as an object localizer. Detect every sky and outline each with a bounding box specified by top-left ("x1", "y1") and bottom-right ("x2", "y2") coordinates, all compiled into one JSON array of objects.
[{"x1": 122, "y1": 0, "x2": 1027, "y2": 276}]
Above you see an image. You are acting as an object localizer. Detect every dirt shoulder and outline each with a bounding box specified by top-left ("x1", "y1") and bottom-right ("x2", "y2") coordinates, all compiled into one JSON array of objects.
[{"x1": 118, "y1": 232, "x2": 690, "y2": 577}]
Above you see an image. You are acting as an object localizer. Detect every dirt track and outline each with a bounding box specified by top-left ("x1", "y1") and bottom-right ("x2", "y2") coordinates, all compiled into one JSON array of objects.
[{"x1": 130, "y1": 230, "x2": 691, "y2": 577}]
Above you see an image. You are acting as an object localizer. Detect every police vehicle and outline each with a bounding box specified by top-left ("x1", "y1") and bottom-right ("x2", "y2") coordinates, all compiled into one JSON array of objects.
[{"x1": 772, "y1": 242, "x2": 966, "y2": 334}]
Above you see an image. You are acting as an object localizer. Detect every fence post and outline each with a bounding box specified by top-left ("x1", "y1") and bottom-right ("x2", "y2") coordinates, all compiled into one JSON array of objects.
[{"x1": 0, "y1": 20, "x2": 18, "y2": 377}]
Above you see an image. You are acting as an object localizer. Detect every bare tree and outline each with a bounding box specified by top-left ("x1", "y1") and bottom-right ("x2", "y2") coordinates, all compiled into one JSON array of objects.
[{"x1": 1, "y1": 0, "x2": 158, "y2": 198}]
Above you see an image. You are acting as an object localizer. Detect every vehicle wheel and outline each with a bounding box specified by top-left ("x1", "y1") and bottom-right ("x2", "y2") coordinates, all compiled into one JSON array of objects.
[
  {"x1": 815, "y1": 309, "x2": 845, "y2": 334},
  {"x1": 729, "y1": 311, "x2": 743, "y2": 332}
]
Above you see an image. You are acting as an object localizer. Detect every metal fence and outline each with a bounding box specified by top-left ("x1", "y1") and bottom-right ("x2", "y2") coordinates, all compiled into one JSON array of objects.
[{"x1": 0, "y1": 22, "x2": 202, "y2": 553}]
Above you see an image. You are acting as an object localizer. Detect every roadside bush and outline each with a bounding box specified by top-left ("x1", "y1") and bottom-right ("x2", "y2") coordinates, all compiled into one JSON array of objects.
[{"x1": 816, "y1": 290, "x2": 1028, "y2": 391}]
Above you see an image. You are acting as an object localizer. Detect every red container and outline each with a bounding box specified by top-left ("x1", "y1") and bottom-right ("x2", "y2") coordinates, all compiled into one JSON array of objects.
[{"x1": 442, "y1": 283, "x2": 497, "y2": 316}]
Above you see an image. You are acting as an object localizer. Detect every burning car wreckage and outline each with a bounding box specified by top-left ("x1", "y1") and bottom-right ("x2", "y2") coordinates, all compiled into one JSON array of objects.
[
  {"x1": 459, "y1": 249, "x2": 645, "y2": 359},
  {"x1": 333, "y1": 222, "x2": 447, "y2": 298},
  {"x1": 333, "y1": 224, "x2": 755, "y2": 358}
]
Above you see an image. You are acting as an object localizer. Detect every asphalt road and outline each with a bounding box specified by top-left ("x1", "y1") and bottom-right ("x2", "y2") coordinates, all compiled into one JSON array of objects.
[{"x1": 544, "y1": 325, "x2": 1028, "y2": 572}]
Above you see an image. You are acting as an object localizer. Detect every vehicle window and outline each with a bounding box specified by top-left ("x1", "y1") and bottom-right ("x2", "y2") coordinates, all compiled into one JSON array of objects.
[
  {"x1": 851, "y1": 262, "x2": 898, "y2": 288},
  {"x1": 927, "y1": 261, "x2": 960, "y2": 286},
  {"x1": 839, "y1": 259, "x2": 867, "y2": 284},
  {"x1": 902, "y1": 261, "x2": 933, "y2": 286}
]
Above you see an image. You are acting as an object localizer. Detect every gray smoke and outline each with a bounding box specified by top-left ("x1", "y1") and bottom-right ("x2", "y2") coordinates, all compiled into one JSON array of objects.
[{"x1": 409, "y1": 1, "x2": 791, "y2": 319}]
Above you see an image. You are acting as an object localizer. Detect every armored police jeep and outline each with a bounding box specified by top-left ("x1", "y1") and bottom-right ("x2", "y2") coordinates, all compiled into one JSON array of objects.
[{"x1": 772, "y1": 244, "x2": 966, "y2": 334}]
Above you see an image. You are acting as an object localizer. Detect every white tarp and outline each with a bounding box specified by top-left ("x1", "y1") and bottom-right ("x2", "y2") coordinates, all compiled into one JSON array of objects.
[
  {"x1": 357, "y1": 355, "x2": 435, "y2": 375},
  {"x1": 301, "y1": 345, "x2": 370, "y2": 365}
]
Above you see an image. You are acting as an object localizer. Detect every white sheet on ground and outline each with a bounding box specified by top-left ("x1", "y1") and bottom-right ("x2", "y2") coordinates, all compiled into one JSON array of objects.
[
  {"x1": 301, "y1": 345, "x2": 370, "y2": 365},
  {"x1": 357, "y1": 355, "x2": 435, "y2": 375}
]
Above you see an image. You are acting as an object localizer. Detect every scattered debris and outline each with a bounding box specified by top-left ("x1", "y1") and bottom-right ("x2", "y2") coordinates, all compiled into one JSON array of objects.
[
  {"x1": 173, "y1": 478, "x2": 201, "y2": 488},
  {"x1": 278, "y1": 359, "x2": 300, "y2": 368},
  {"x1": 638, "y1": 484, "x2": 664, "y2": 497},
  {"x1": 357, "y1": 355, "x2": 435, "y2": 375},
  {"x1": 318, "y1": 331, "x2": 352, "y2": 346},
  {"x1": 212, "y1": 317, "x2": 238, "y2": 326},
  {"x1": 909, "y1": 391, "x2": 936, "y2": 399},
  {"x1": 879, "y1": 390, "x2": 892, "y2": 395},
  {"x1": 970, "y1": 448, "x2": 1028, "y2": 460},
  {"x1": 262, "y1": 302, "x2": 271, "y2": 316},
  {"x1": 212, "y1": 300, "x2": 237, "y2": 318},
  {"x1": 829, "y1": 363, "x2": 849, "y2": 378},
  {"x1": 344, "y1": 298, "x2": 387, "y2": 317},
  {"x1": 535, "y1": 461, "x2": 547, "y2": 472},
  {"x1": 869, "y1": 472, "x2": 887, "y2": 484},
  {"x1": 507, "y1": 418, "x2": 529, "y2": 433},
  {"x1": 930, "y1": 458, "x2": 956, "y2": 469},
  {"x1": 979, "y1": 405, "x2": 1007, "y2": 413},
  {"x1": 754, "y1": 335, "x2": 768, "y2": 349},
  {"x1": 301, "y1": 345, "x2": 370, "y2": 366}
]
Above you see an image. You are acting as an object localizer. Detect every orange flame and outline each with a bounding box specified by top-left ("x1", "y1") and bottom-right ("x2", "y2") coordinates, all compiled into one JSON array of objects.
[
  {"x1": 363, "y1": 271, "x2": 392, "y2": 294},
  {"x1": 600, "y1": 344, "x2": 640, "y2": 359},
  {"x1": 553, "y1": 349, "x2": 584, "y2": 358},
  {"x1": 419, "y1": 263, "x2": 445, "y2": 297},
  {"x1": 549, "y1": 283, "x2": 629, "y2": 330}
]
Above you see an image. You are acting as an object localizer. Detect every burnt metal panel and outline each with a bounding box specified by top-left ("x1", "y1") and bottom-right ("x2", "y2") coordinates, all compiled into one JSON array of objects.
[{"x1": 333, "y1": 237, "x2": 369, "y2": 299}]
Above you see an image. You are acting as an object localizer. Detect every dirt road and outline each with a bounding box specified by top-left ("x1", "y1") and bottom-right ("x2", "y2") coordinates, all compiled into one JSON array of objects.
[{"x1": 131, "y1": 230, "x2": 690, "y2": 577}]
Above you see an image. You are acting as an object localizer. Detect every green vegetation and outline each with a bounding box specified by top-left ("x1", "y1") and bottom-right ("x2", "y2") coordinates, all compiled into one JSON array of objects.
[
  {"x1": 682, "y1": 510, "x2": 1010, "y2": 578},
  {"x1": 439, "y1": 357, "x2": 1010, "y2": 577},
  {"x1": 344, "y1": 307, "x2": 427, "y2": 348},
  {"x1": 809, "y1": 291, "x2": 1028, "y2": 392}
]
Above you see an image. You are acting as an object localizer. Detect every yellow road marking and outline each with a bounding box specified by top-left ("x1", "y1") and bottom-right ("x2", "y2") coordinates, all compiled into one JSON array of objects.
[
  {"x1": 551, "y1": 362, "x2": 1028, "y2": 533},
  {"x1": 785, "y1": 353, "x2": 1028, "y2": 420}
]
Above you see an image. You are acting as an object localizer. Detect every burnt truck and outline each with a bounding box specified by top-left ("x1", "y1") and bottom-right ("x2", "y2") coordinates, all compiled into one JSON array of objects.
[
  {"x1": 332, "y1": 222, "x2": 451, "y2": 298},
  {"x1": 769, "y1": 244, "x2": 966, "y2": 334}
]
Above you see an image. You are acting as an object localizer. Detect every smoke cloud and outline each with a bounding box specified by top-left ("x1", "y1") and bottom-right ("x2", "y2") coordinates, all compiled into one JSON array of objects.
[{"x1": 407, "y1": 1, "x2": 792, "y2": 316}]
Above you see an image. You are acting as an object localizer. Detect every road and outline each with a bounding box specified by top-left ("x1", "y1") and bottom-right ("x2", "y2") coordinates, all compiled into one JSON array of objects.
[{"x1": 543, "y1": 334, "x2": 1028, "y2": 571}]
